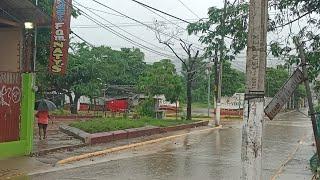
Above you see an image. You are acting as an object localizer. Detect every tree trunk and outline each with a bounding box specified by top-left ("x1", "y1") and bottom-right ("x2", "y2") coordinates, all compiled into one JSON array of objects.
[
  {"x1": 69, "y1": 94, "x2": 80, "y2": 114},
  {"x1": 186, "y1": 74, "x2": 192, "y2": 120}
]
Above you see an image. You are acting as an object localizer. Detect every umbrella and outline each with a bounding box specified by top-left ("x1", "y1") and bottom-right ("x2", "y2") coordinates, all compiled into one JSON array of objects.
[{"x1": 35, "y1": 99, "x2": 57, "y2": 111}]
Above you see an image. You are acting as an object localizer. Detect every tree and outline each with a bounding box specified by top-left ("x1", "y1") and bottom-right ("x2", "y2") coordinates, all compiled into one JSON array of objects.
[
  {"x1": 221, "y1": 61, "x2": 245, "y2": 96},
  {"x1": 187, "y1": 0, "x2": 249, "y2": 124},
  {"x1": 265, "y1": 66, "x2": 289, "y2": 97},
  {"x1": 315, "y1": 81, "x2": 320, "y2": 99},
  {"x1": 187, "y1": 1, "x2": 249, "y2": 57},
  {"x1": 269, "y1": 0, "x2": 320, "y2": 81},
  {"x1": 154, "y1": 22, "x2": 202, "y2": 120},
  {"x1": 138, "y1": 59, "x2": 183, "y2": 105},
  {"x1": 191, "y1": 61, "x2": 245, "y2": 103},
  {"x1": 38, "y1": 43, "x2": 105, "y2": 114},
  {"x1": 37, "y1": 44, "x2": 148, "y2": 114},
  {"x1": 89, "y1": 46, "x2": 146, "y2": 86},
  {"x1": 294, "y1": 85, "x2": 306, "y2": 108}
]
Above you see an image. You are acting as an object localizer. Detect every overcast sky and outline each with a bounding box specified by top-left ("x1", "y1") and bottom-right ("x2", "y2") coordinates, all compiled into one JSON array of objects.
[{"x1": 70, "y1": 0, "x2": 284, "y2": 72}]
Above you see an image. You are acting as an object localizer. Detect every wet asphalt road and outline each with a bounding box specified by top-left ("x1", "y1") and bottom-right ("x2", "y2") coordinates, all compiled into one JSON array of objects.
[{"x1": 30, "y1": 110, "x2": 315, "y2": 180}]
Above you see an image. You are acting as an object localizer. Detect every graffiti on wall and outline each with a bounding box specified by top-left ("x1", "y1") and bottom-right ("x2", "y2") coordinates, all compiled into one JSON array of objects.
[
  {"x1": 0, "y1": 85, "x2": 21, "y2": 106},
  {"x1": 0, "y1": 72, "x2": 21, "y2": 107},
  {"x1": 0, "y1": 72, "x2": 21, "y2": 142}
]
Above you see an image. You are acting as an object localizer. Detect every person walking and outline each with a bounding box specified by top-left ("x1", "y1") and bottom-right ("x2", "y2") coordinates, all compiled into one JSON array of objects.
[{"x1": 36, "y1": 110, "x2": 50, "y2": 140}]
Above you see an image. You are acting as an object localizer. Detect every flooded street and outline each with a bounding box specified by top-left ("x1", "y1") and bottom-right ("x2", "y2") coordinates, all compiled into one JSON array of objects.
[{"x1": 30, "y1": 110, "x2": 314, "y2": 180}]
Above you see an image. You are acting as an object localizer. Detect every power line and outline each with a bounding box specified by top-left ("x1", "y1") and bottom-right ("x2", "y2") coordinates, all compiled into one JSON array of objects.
[
  {"x1": 129, "y1": 0, "x2": 248, "y2": 43},
  {"x1": 130, "y1": 0, "x2": 191, "y2": 24},
  {"x1": 71, "y1": 2, "x2": 179, "y2": 59},
  {"x1": 68, "y1": 1, "x2": 205, "y2": 74},
  {"x1": 71, "y1": 20, "x2": 196, "y2": 29},
  {"x1": 74, "y1": 1, "x2": 186, "y2": 58},
  {"x1": 76, "y1": 4, "x2": 125, "y2": 18},
  {"x1": 71, "y1": 31, "x2": 94, "y2": 47},
  {"x1": 78, "y1": 1, "x2": 204, "y2": 49},
  {"x1": 130, "y1": 0, "x2": 204, "y2": 49},
  {"x1": 176, "y1": 0, "x2": 201, "y2": 19},
  {"x1": 90, "y1": 0, "x2": 205, "y2": 50}
]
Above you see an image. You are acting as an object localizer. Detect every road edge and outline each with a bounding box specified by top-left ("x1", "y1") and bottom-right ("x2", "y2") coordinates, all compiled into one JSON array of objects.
[{"x1": 56, "y1": 125, "x2": 223, "y2": 165}]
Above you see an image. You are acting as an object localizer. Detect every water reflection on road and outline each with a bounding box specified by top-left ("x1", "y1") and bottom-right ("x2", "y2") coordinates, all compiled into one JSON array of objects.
[{"x1": 31, "y1": 110, "x2": 314, "y2": 180}]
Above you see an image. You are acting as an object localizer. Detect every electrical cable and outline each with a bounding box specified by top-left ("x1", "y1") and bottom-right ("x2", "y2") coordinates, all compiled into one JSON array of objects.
[
  {"x1": 90, "y1": 0, "x2": 205, "y2": 50},
  {"x1": 176, "y1": 0, "x2": 201, "y2": 19},
  {"x1": 73, "y1": 0, "x2": 186, "y2": 58},
  {"x1": 131, "y1": 0, "x2": 204, "y2": 50},
  {"x1": 71, "y1": 3, "x2": 179, "y2": 59},
  {"x1": 71, "y1": 31, "x2": 94, "y2": 47},
  {"x1": 130, "y1": 0, "x2": 191, "y2": 24}
]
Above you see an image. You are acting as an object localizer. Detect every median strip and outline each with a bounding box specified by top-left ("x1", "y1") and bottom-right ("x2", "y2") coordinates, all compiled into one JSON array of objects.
[{"x1": 56, "y1": 125, "x2": 223, "y2": 165}]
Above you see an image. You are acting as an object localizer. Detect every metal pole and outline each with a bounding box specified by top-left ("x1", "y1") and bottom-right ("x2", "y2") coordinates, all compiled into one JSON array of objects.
[
  {"x1": 241, "y1": 0, "x2": 268, "y2": 179},
  {"x1": 294, "y1": 38, "x2": 320, "y2": 160},
  {"x1": 207, "y1": 67, "x2": 211, "y2": 117},
  {"x1": 238, "y1": 93, "x2": 241, "y2": 116},
  {"x1": 209, "y1": 53, "x2": 218, "y2": 126}
]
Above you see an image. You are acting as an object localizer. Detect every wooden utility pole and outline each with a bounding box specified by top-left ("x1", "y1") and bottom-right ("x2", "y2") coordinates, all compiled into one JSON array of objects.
[
  {"x1": 294, "y1": 38, "x2": 320, "y2": 160},
  {"x1": 241, "y1": 0, "x2": 268, "y2": 179}
]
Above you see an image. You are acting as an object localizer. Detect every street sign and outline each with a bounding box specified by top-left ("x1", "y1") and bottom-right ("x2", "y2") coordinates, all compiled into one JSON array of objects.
[{"x1": 264, "y1": 68, "x2": 304, "y2": 120}]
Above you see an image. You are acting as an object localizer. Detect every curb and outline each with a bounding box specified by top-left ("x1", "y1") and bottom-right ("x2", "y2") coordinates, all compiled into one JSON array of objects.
[
  {"x1": 59, "y1": 121, "x2": 209, "y2": 146},
  {"x1": 56, "y1": 125, "x2": 222, "y2": 165},
  {"x1": 31, "y1": 144, "x2": 87, "y2": 157},
  {"x1": 59, "y1": 125, "x2": 91, "y2": 143}
]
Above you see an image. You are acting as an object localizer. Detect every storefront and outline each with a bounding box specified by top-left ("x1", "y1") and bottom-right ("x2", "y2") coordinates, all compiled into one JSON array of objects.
[{"x1": 0, "y1": 0, "x2": 49, "y2": 159}]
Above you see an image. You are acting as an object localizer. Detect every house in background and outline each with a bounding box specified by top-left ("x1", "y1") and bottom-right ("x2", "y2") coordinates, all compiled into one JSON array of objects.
[
  {"x1": 0, "y1": 0, "x2": 49, "y2": 159},
  {"x1": 64, "y1": 93, "x2": 105, "y2": 111}
]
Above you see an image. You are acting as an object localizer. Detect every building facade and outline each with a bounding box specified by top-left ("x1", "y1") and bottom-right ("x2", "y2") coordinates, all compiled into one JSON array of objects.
[{"x1": 0, "y1": 0, "x2": 49, "y2": 159}]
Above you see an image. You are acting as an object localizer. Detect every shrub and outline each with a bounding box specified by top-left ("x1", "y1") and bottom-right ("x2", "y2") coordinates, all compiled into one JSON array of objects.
[{"x1": 135, "y1": 98, "x2": 155, "y2": 117}]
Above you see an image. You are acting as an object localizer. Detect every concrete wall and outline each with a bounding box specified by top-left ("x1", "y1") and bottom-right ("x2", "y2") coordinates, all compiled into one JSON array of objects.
[{"x1": 0, "y1": 28, "x2": 21, "y2": 72}]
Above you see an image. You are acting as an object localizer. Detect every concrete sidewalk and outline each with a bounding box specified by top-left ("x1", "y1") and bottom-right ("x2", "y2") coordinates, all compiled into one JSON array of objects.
[{"x1": 32, "y1": 120, "x2": 84, "y2": 156}]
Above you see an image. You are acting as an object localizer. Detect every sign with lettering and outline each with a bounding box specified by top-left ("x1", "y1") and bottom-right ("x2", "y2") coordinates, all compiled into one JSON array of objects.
[
  {"x1": 49, "y1": 0, "x2": 72, "y2": 74},
  {"x1": 264, "y1": 68, "x2": 304, "y2": 120}
]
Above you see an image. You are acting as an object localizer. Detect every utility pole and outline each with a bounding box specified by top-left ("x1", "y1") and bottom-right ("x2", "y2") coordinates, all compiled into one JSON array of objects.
[
  {"x1": 206, "y1": 63, "x2": 212, "y2": 117},
  {"x1": 215, "y1": 0, "x2": 227, "y2": 126},
  {"x1": 209, "y1": 51, "x2": 219, "y2": 126},
  {"x1": 241, "y1": 0, "x2": 268, "y2": 179},
  {"x1": 294, "y1": 38, "x2": 320, "y2": 160}
]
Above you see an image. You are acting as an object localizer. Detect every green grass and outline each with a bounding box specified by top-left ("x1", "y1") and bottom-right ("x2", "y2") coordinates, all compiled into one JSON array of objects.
[{"x1": 69, "y1": 117, "x2": 196, "y2": 134}]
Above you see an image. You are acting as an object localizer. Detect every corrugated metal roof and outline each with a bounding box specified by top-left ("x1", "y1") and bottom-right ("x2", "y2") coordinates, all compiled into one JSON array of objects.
[{"x1": 0, "y1": 0, "x2": 50, "y2": 26}]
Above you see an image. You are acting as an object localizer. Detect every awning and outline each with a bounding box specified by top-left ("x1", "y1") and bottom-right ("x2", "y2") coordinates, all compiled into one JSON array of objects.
[{"x1": 0, "y1": 0, "x2": 50, "y2": 28}]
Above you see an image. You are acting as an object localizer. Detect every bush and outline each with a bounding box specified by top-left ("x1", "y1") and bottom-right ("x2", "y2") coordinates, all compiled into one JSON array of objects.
[
  {"x1": 315, "y1": 104, "x2": 320, "y2": 113},
  {"x1": 135, "y1": 98, "x2": 155, "y2": 117}
]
